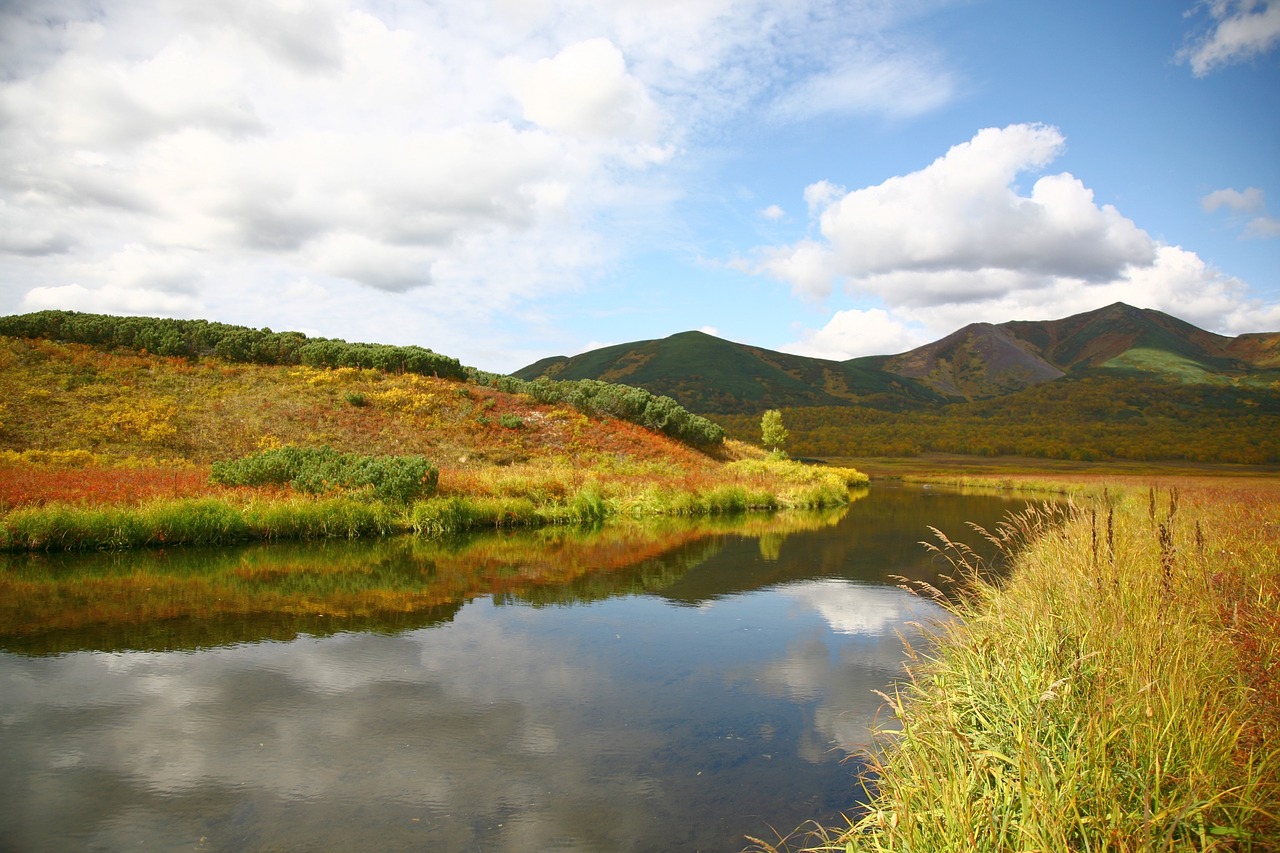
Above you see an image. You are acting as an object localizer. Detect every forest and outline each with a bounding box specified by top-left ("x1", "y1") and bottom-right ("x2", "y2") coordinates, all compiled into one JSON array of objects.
[{"x1": 714, "y1": 375, "x2": 1280, "y2": 464}]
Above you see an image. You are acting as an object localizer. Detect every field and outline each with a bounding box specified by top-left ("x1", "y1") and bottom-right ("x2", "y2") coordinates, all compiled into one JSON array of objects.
[
  {"x1": 0, "y1": 336, "x2": 865, "y2": 550},
  {"x1": 754, "y1": 474, "x2": 1280, "y2": 852}
]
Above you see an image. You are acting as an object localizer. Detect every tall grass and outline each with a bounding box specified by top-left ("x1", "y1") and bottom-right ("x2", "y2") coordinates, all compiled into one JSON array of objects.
[
  {"x1": 755, "y1": 483, "x2": 1280, "y2": 853},
  {"x1": 2, "y1": 496, "x2": 396, "y2": 550},
  {"x1": 1, "y1": 454, "x2": 867, "y2": 551}
]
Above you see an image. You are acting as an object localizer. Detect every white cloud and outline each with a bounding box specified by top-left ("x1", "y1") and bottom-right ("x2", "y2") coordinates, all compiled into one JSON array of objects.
[
  {"x1": 24, "y1": 282, "x2": 203, "y2": 316},
  {"x1": 769, "y1": 53, "x2": 956, "y2": 121},
  {"x1": 751, "y1": 123, "x2": 1278, "y2": 354},
  {"x1": 781, "y1": 308, "x2": 927, "y2": 360},
  {"x1": 1202, "y1": 186, "x2": 1266, "y2": 213},
  {"x1": 1180, "y1": 0, "x2": 1280, "y2": 76},
  {"x1": 1245, "y1": 216, "x2": 1280, "y2": 238},
  {"x1": 749, "y1": 124, "x2": 1156, "y2": 300},
  {"x1": 504, "y1": 38, "x2": 661, "y2": 139},
  {"x1": 0, "y1": 0, "x2": 962, "y2": 371},
  {"x1": 760, "y1": 204, "x2": 785, "y2": 220},
  {"x1": 1203, "y1": 186, "x2": 1280, "y2": 240}
]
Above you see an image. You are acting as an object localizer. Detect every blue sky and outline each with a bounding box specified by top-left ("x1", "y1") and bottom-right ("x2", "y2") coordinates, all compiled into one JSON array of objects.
[{"x1": 1, "y1": 0, "x2": 1277, "y2": 373}]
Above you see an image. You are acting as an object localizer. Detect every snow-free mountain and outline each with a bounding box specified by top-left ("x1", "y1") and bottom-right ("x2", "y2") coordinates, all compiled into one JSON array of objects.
[{"x1": 515, "y1": 303, "x2": 1280, "y2": 414}]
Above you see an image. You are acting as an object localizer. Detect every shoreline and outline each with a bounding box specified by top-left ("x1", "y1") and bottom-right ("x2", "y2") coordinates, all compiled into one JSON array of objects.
[{"x1": 757, "y1": 474, "x2": 1280, "y2": 852}]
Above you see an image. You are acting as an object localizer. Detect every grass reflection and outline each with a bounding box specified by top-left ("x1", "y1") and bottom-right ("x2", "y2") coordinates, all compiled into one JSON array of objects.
[{"x1": 1, "y1": 504, "x2": 853, "y2": 655}]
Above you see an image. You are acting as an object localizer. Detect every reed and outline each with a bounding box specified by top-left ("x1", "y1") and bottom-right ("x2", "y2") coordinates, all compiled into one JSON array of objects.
[
  {"x1": 753, "y1": 482, "x2": 1280, "y2": 853},
  {"x1": 3, "y1": 496, "x2": 399, "y2": 550}
]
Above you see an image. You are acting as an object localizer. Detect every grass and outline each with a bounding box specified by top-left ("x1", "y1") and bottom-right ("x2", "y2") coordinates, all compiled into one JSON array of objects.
[
  {"x1": 1, "y1": 496, "x2": 398, "y2": 550},
  {"x1": 750, "y1": 479, "x2": 1280, "y2": 853},
  {"x1": 0, "y1": 451, "x2": 863, "y2": 551},
  {"x1": 0, "y1": 336, "x2": 869, "y2": 550}
]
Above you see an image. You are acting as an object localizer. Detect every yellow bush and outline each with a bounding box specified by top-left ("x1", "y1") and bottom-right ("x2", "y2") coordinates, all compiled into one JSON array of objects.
[{"x1": 89, "y1": 396, "x2": 179, "y2": 444}]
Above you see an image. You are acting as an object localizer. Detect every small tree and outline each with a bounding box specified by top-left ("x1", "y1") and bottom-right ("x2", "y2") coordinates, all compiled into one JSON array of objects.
[{"x1": 761, "y1": 409, "x2": 789, "y2": 453}]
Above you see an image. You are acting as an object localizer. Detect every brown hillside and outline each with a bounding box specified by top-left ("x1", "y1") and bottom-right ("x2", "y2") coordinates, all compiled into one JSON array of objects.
[{"x1": 883, "y1": 323, "x2": 1064, "y2": 399}]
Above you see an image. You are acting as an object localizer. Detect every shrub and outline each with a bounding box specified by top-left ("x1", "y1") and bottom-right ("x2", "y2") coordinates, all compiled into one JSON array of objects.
[
  {"x1": 210, "y1": 446, "x2": 438, "y2": 504},
  {"x1": 468, "y1": 372, "x2": 725, "y2": 448}
]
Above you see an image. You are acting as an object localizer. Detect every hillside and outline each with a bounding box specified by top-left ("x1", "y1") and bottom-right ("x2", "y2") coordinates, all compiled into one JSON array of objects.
[
  {"x1": 516, "y1": 330, "x2": 946, "y2": 413},
  {"x1": 0, "y1": 326, "x2": 873, "y2": 554},
  {"x1": 0, "y1": 336, "x2": 695, "y2": 469},
  {"x1": 517, "y1": 303, "x2": 1280, "y2": 413}
]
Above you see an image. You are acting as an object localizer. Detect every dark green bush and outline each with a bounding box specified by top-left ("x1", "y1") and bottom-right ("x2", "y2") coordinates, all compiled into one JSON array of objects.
[
  {"x1": 210, "y1": 446, "x2": 437, "y2": 504},
  {"x1": 467, "y1": 371, "x2": 724, "y2": 449},
  {"x1": 0, "y1": 310, "x2": 465, "y2": 380}
]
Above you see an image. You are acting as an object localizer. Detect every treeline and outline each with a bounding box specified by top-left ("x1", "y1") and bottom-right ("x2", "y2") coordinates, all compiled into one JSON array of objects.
[
  {"x1": 0, "y1": 310, "x2": 724, "y2": 449},
  {"x1": 0, "y1": 310, "x2": 467, "y2": 379},
  {"x1": 471, "y1": 373, "x2": 725, "y2": 449},
  {"x1": 713, "y1": 376, "x2": 1280, "y2": 464}
]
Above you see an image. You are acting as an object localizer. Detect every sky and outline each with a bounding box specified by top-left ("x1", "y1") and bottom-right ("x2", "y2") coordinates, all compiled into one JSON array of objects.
[{"x1": 1, "y1": 0, "x2": 1278, "y2": 373}]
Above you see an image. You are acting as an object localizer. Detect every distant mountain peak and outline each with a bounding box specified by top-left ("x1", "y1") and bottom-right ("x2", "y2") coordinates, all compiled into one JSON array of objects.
[{"x1": 514, "y1": 304, "x2": 1278, "y2": 414}]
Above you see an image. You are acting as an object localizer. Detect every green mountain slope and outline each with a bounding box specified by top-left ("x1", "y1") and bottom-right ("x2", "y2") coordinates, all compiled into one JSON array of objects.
[
  {"x1": 517, "y1": 303, "x2": 1280, "y2": 414},
  {"x1": 513, "y1": 330, "x2": 947, "y2": 414}
]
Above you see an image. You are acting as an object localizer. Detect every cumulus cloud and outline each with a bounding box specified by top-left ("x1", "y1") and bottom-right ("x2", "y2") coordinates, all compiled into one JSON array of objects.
[
  {"x1": 760, "y1": 204, "x2": 785, "y2": 221},
  {"x1": 782, "y1": 308, "x2": 928, "y2": 360},
  {"x1": 0, "y1": 0, "x2": 961, "y2": 370},
  {"x1": 504, "y1": 38, "x2": 661, "y2": 139},
  {"x1": 1180, "y1": 0, "x2": 1280, "y2": 76},
  {"x1": 752, "y1": 124, "x2": 1154, "y2": 299},
  {"x1": 753, "y1": 124, "x2": 1275, "y2": 359}
]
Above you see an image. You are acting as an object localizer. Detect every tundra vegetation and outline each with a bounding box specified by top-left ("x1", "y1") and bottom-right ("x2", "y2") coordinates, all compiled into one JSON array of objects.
[
  {"x1": 753, "y1": 477, "x2": 1280, "y2": 852},
  {"x1": 713, "y1": 379, "x2": 1280, "y2": 464},
  {"x1": 0, "y1": 313, "x2": 865, "y2": 551}
]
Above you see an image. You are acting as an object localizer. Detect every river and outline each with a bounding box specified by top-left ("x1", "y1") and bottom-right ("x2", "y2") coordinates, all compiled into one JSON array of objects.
[{"x1": 0, "y1": 485, "x2": 1031, "y2": 852}]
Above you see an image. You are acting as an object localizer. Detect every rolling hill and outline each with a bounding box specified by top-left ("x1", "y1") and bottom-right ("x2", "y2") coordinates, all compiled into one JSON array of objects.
[{"x1": 517, "y1": 303, "x2": 1280, "y2": 414}]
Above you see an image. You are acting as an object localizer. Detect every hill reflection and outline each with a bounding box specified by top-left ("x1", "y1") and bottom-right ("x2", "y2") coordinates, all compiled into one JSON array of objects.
[{"x1": 1, "y1": 504, "x2": 857, "y2": 655}]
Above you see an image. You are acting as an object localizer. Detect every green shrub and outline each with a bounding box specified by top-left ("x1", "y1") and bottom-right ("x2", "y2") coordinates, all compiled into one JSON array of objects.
[
  {"x1": 468, "y1": 372, "x2": 725, "y2": 448},
  {"x1": 210, "y1": 446, "x2": 437, "y2": 504},
  {"x1": 0, "y1": 309, "x2": 466, "y2": 379}
]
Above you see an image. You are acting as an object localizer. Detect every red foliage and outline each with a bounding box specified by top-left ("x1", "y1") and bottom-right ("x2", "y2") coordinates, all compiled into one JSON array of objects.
[{"x1": 0, "y1": 463, "x2": 220, "y2": 508}]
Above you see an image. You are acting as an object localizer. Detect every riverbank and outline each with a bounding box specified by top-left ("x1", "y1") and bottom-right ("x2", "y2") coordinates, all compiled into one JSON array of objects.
[
  {"x1": 0, "y1": 452, "x2": 868, "y2": 551},
  {"x1": 761, "y1": 477, "x2": 1280, "y2": 851}
]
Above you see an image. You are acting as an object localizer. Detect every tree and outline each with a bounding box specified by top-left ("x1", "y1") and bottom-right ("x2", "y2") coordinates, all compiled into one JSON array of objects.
[{"x1": 761, "y1": 409, "x2": 788, "y2": 452}]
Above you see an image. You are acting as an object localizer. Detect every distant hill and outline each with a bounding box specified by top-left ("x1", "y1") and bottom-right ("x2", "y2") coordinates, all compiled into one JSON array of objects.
[
  {"x1": 515, "y1": 330, "x2": 948, "y2": 414},
  {"x1": 517, "y1": 303, "x2": 1280, "y2": 414}
]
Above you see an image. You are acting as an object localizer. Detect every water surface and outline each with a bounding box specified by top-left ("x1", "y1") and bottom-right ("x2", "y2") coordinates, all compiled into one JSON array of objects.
[{"x1": 0, "y1": 486, "x2": 1029, "y2": 852}]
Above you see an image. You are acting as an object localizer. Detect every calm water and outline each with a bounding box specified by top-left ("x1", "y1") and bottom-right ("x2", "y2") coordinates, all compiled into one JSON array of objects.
[{"x1": 0, "y1": 486, "x2": 1030, "y2": 852}]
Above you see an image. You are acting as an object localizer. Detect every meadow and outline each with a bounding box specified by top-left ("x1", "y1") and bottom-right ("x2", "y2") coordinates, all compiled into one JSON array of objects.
[
  {"x1": 0, "y1": 335, "x2": 866, "y2": 551},
  {"x1": 754, "y1": 476, "x2": 1280, "y2": 852}
]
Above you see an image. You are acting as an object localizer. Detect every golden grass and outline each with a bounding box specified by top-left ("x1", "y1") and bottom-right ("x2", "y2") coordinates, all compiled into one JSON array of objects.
[{"x1": 750, "y1": 477, "x2": 1280, "y2": 853}]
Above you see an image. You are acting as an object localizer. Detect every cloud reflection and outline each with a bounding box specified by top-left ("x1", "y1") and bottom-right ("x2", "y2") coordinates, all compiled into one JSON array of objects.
[
  {"x1": 759, "y1": 579, "x2": 950, "y2": 757},
  {"x1": 0, "y1": 580, "x2": 946, "y2": 851}
]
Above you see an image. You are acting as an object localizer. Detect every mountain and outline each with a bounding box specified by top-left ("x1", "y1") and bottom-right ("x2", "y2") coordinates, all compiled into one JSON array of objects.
[
  {"x1": 516, "y1": 303, "x2": 1280, "y2": 414},
  {"x1": 515, "y1": 329, "x2": 948, "y2": 413}
]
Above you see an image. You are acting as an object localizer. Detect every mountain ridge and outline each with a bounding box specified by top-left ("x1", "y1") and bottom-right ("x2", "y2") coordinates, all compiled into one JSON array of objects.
[{"x1": 516, "y1": 303, "x2": 1280, "y2": 414}]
